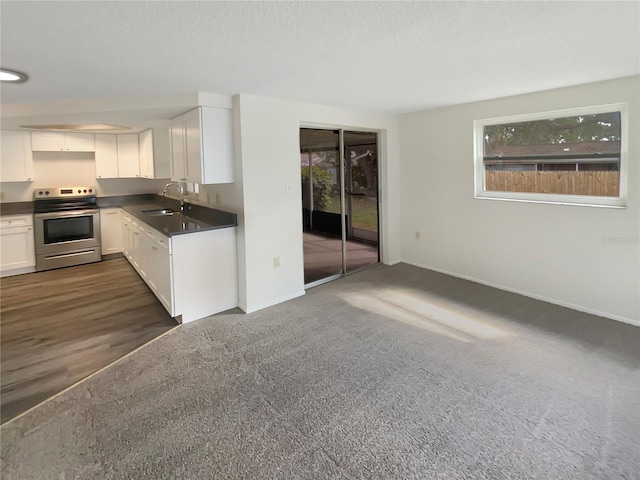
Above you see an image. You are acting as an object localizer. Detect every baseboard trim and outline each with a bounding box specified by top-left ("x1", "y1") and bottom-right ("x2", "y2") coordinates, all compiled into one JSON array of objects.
[
  {"x1": 0, "y1": 266, "x2": 36, "y2": 278},
  {"x1": 243, "y1": 290, "x2": 306, "y2": 314},
  {"x1": 401, "y1": 260, "x2": 639, "y2": 327}
]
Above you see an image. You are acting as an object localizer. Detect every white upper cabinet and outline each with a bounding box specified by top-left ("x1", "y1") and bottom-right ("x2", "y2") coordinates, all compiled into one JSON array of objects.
[
  {"x1": 170, "y1": 116, "x2": 186, "y2": 182},
  {"x1": 94, "y1": 135, "x2": 119, "y2": 178},
  {"x1": 0, "y1": 131, "x2": 34, "y2": 182},
  {"x1": 139, "y1": 129, "x2": 153, "y2": 179},
  {"x1": 117, "y1": 134, "x2": 140, "y2": 178},
  {"x1": 31, "y1": 132, "x2": 95, "y2": 152},
  {"x1": 139, "y1": 128, "x2": 170, "y2": 179},
  {"x1": 169, "y1": 106, "x2": 234, "y2": 184}
]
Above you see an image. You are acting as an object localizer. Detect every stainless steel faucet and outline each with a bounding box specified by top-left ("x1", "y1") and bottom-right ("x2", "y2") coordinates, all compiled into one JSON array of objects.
[{"x1": 161, "y1": 182, "x2": 186, "y2": 211}]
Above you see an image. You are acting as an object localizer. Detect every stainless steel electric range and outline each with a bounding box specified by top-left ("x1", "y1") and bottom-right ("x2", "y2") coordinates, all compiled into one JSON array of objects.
[{"x1": 33, "y1": 186, "x2": 101, "y2": 271}]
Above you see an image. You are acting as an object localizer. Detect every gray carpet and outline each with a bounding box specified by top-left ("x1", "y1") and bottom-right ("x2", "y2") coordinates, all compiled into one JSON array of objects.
[{"x1": 1, "y1": 264, "x2": 639, "y2": 479}]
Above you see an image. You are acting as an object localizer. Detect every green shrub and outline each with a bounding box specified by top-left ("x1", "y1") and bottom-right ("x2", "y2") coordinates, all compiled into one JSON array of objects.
[{"x1": 301, "y1": 166, "x2": 333, "y2": 211}]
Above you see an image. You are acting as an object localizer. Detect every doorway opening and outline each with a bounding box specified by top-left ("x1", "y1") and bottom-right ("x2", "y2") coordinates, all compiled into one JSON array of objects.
[{"x1": 300, "y1": 128, "x2": 380, "y2": 287}]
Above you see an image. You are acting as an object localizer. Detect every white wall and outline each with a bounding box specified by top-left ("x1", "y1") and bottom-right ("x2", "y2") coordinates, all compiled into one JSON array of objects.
[
  {"x1": 0, "y1": 152, "x2": 168, "y2": 202},
  {"x1": 231, "y1": 94, "x2": 401, "y2": 313},
  {"x1": 399, "y1": 76, "x2": 639, "y2": 324}
]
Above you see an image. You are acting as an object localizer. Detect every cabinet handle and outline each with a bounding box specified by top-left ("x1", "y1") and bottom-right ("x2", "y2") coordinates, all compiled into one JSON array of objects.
[
  {"x1": 152, "y1": 246, "x2": 157, "y2": 251},
  {"x1": 134, "y1": 232, "x2": 139, "y2": 235}
]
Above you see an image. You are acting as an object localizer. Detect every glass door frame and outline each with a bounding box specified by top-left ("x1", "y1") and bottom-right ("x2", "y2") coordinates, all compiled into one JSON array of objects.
[{"x1": 300, "y1": 124, "x2": 382, "y2": 289}]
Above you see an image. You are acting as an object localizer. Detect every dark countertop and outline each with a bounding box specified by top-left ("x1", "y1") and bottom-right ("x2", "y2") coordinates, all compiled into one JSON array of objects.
[
  {"x1": 0, "y1": 202, "x2": 35, "y2": 216},
  {"x1": 121, "y1": 202, "x2": 238, "y2": 237},
  {"x1": 1, "y1": 194, "x2": 238, "y2": 237}
]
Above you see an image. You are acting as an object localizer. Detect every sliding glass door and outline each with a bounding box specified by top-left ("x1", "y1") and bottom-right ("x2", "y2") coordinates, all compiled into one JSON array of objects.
[{"x1": 300, "y1": 128, "x2": 379, "y2": 287}]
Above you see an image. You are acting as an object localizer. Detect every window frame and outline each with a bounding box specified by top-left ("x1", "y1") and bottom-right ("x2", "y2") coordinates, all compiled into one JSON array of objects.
[{"x1": 473, "y1": 103, "x2": 628, "y2": 208}]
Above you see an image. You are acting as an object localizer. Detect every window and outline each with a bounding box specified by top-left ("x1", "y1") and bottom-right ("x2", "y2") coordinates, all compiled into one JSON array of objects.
[{"x1": 474, "y1": 103, "x2": 627, "y2": 207}]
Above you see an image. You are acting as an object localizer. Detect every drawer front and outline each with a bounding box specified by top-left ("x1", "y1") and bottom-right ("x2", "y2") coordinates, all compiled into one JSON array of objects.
[{"x1": 1, "y1": 215, "x2": 33, "y2": 229}]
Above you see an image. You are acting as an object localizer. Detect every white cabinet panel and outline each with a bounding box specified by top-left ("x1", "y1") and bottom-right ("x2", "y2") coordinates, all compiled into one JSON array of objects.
[
  {"x1": 0, "y1": 214, "x2": 35, "y2": 277},
  {"x1": 95, "y1": 135, "x2": 119, "y2": 178},
  {"x1": 100, "y1": 208, "x2": 122, "y2": 255},
  {"x1": 121, "y1": 213, "x2": 132, "y2": 259},
  {"x1": 139, "y1": 129, "x2": 153, "y2": 179},
  {"x1": 170, "y1": 117, "x2": 186, "y2": 182},
  {"x1": 169, "y1": 107, "x2": 234, "y2": 185},
  {"x1": 184, "y1": 108, "x2": 203, "y2": 183},
  {"x1": 154, "y1": 236, "x2": 172, "y2": 312},
  {"x1": 139, "y1": 128, "x2": 170, "y2": 180},
  {"x1": 64, "y1": 133, "x2": 95, "y2": 152},
  {"x1": 1, "y1": 131, "x2": 34, "y2": 182},
  {"x1": 31, "y1": 132, "x2": 94, "y2": 152},
  {"x1": 117, "y1": 134, "x2": 140, "y2": 178}
]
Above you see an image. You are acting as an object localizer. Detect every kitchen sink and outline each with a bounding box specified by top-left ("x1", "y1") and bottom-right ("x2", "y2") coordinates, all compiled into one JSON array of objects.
[{"x1": 142, "y1": 208, "x2": 176, "y2": 216}]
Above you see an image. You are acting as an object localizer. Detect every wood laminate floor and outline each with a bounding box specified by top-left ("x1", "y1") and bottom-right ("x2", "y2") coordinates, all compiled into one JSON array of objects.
[{"x1": 0, "y1": 257, "x2": 177, "y2": 424}]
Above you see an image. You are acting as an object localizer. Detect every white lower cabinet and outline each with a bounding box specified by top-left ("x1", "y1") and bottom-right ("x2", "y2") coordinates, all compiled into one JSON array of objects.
[
  {"x1": 100, "y1": 208, "x2": 122, "y2": 255},
  {"x1": 121, "y1": 213, "x2": 132, "y2": 259},
  {"x1": 120, "y1": 212, "x2": 237, "y2": 322},
  {"x1": 0, "y1": 214, "x2": 36, "y2": 277}
]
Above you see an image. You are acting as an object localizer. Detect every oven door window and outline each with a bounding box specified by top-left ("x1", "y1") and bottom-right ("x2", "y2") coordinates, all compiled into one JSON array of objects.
[{"x1": 43, "y1": 215, "x2": 94, "y2": 244}]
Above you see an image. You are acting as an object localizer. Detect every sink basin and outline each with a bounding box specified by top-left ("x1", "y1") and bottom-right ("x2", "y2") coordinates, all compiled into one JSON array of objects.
[{"x1": 142, "y1": 208, "x2": 176, "y2": 216}]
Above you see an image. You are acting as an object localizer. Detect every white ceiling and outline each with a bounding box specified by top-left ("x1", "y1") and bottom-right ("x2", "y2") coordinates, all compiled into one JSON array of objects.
[{"x1": 1, "y1": 1, "x2": 638, "y2": 125}]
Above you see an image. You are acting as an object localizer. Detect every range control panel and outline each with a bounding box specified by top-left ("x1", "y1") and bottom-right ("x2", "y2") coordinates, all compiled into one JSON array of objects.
[{"x1": 34, "y1": 186, "x2": 96, "y2": 199}]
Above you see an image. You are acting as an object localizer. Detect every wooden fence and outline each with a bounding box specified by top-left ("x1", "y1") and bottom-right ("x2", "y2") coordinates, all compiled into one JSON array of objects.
[{"x1": 485, "y1": 171, "x2": 619, "y2": 197}]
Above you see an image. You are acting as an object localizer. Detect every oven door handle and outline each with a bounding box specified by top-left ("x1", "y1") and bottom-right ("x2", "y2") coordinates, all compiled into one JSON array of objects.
[{"x1": 35, "y1": 209, "x2": 98, "y2": 219}]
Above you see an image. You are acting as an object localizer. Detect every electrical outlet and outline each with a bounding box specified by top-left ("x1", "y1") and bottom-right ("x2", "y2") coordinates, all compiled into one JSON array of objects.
[
  {"x1": 273, "y1": 256, "x2": 280, "y2": 268},
  {"x1": 216, "y1": 192, "x2": 221, "y2": 205},
  {"x1": 0, "y1": 192, "x2": 4, "y2": 200},
  {"x1": 415, "y1": 231, "x2": 421, "y2": 240},
  {"x1": 206, "y1": 194, "x2": 211, "y2": 204}
]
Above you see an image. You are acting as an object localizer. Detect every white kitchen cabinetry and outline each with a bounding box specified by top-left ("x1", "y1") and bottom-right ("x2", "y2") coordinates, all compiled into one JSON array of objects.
[
  {"x1": 0, "y1": 131, "x2": 34, "y2": 182},
  {"x1": 100, "y1": 208, "x2": 122, "y2": 255},
  {"x1": 169, "y1": 116, "x2": 186, "y2": 182},
  {"x1": 122, "y1": 213, "x2": 237, "y2": 322},
  {"x1": 169, "y1": 107, "x2": 234, "y2": 184},
  {"x1": 139, "y1": 128, "x2": 170, "y2": 179},
  {"x1": 94, "y1": 135, "x2": 119, "y2": 178},
  {"x1": 31, "y1": 132, "x2": 95, "y2": 152},
  {"x1": 117, "y1": 134, "x2": 140, "y2": 178},
  {"x1": 0, "y1": 214, "x2": 36, "y2": 277},
  {"x1": 121, "y1": 213, "x2": 132, "y2": 259}
]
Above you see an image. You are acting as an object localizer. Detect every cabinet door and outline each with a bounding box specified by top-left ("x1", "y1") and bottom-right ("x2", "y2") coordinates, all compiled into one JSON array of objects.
[
  {"x1": 64, "y1": 133, "x2": 95, "y2": 152},
  {"x1": 170, "y1": 117, "x2": 186, "y2": 182},
  {"x1": 1, "y1": 131, "x2": 34, "y2": 182},
  {"x1": 183, "y1": 109, "x2": 203, "y2": 183},
  {"x1": 144, "y1": 227, "x2": 158, "y2": 293},
  {"x1": 130, "y1": 221, "x2": 142, "y2": 270},
  {"x1": 139, "y1": 129, "x2": 153, "y2": 178},
  {"x1": 200, "y1": 107, "x2": 234, "y2": 184},
  {"x1": 100, "y1": 208, "x2": 122, "y2": 254},
  {"x1": 117, "y1": 134, "x2": 140, "y2": 178},
  {"x1": 0, "y1": 225, "x2": 35, "y2": 271},
  {"x1": 153, "y1": 237, "x2": 173, "y2": 313},
  {"x1": 121, "y1": 214, "x2": 131, "y2": 258},
  {"x1": 30, "y1": 132, "x2": 65, "y2": 151},
  {"x1": 95, "y1": 135, "x2": 119, "y2": 178}
]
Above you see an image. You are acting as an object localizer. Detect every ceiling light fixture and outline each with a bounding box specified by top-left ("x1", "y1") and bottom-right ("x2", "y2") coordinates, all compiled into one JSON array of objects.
[
  {"x1": 0, "y1": 68, "x2": 28, "y2": 83},
  {"x1": 20, "y1": 124, "x2": 131, "y2": 131}
]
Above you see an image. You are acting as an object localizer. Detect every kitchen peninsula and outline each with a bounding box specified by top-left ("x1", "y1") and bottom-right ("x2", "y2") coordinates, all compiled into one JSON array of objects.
[{"x1": 102, "y1": 195, "x2": 239, "y2": 323}]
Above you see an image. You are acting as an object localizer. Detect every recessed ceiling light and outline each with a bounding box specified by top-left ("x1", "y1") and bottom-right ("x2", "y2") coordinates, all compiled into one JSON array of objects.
[
  {"x1": 20, "y1": 124, "x2": 131, "y2": 131},
  {"x1": 0, "y1": 68, "x2": 28, "y2": 83}
]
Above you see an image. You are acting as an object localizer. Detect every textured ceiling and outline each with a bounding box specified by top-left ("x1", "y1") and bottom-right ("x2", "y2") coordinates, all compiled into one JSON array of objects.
[{"x1": 1, "y1": 1, "x2": 638, "y2": 114}]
